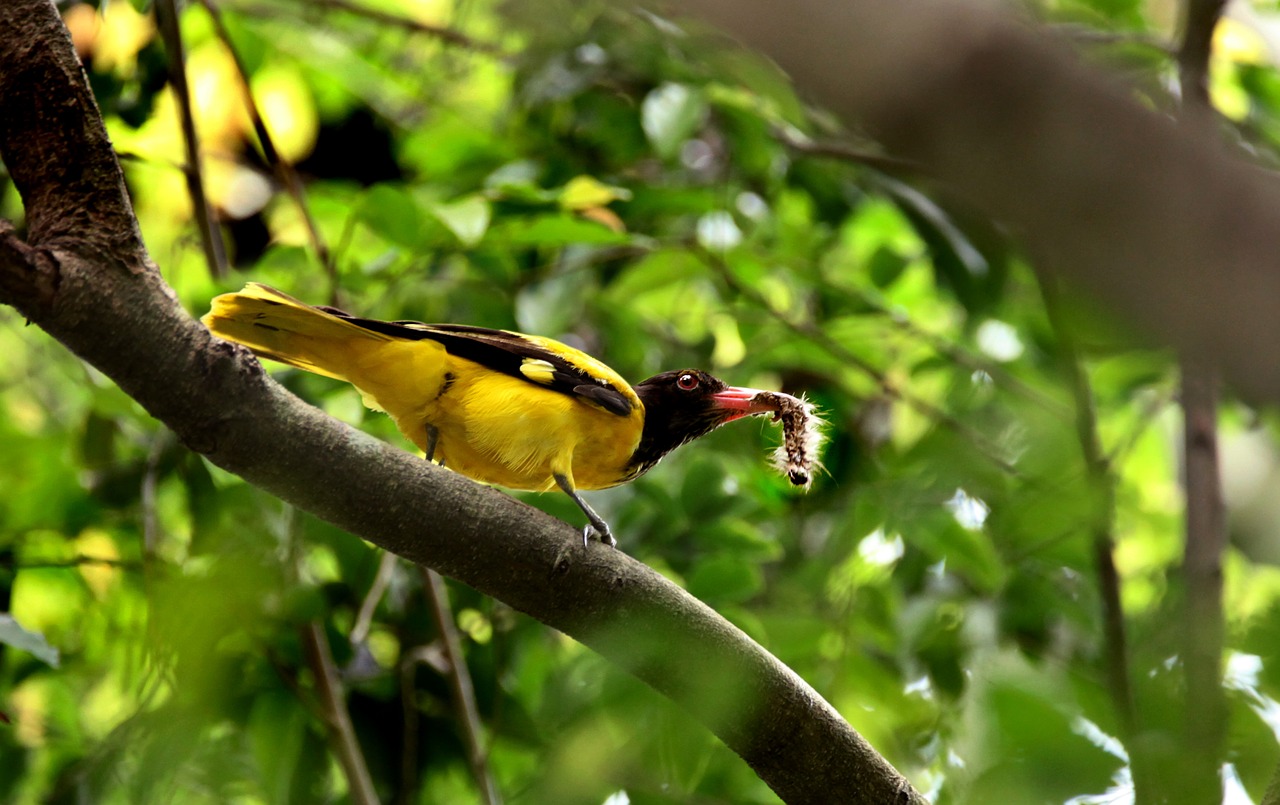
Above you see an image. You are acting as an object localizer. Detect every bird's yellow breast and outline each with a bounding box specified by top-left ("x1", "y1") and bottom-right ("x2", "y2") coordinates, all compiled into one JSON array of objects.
[
  {"x1": 371, "y1": 353, "x2": 643, "y2": 492},
  {"x1": 303, "y1": 330, "x2": 645, "y2": 488}
]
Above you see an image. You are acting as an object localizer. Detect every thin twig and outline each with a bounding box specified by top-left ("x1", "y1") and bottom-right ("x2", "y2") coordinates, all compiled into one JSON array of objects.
[
  {"x1": 772, "y1": 126, "x2": 917, "y2": 173},
  {"x1": 309, "y1": 0, "x2": 496, "y2": 52},
  {"x1": 0, "y1": 554, "x2": 141, "y2": 570},
  {"x1": 419, "y1": 566, "x2": 501, "y2": 805},
  {"x1": 350, "y1": 550, "x2": 398, "y2": 647},
  {"x1": 236, "y1": 0, "x2": 503, "y2": 54},
  {"x1": 300, "y1": 621, "x2": 382, "y2": 805},
  {"x1": 1176, "y1": 0, "x2": 1230, "y2": 800},
  {"x1": 1050, "y1": 23, "x2": 1178, "y2": 56},
  {"x1": 154, "y1": 0, "x2": 229, "y2": 279},
  {"x1": 1040, "y1": 272, "x2": 1138, "y2": 744},
  {"x1": 196, "y1": 0, "x2": 340, "y2": 303},
  {"x1": 1178, "y1": 0, "x2": 1229, "y2": 116},
  {"x1": 140, "y1": 430, "x2": 173, "y2": 560},
  {"x1": 396, "y1": 651, "x2": 422, "y2": 805}
]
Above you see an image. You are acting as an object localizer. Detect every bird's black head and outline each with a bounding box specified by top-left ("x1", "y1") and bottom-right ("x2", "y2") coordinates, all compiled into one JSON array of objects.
[{"x1": 624, "y1": 369, "x2": 772, "y2": 481}]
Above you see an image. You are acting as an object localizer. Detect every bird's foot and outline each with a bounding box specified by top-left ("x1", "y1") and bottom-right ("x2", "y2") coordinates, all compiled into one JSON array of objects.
[{"x1": 581, "y1": 524, "x2": 616, "y2": 550}]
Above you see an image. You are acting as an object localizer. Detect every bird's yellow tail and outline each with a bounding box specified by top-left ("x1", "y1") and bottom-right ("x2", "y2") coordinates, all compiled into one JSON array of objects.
[
  {"x1": 202, "y1": 283, "x2": 390, "y2": 383},
  {"x1": 202, "y1": 284, "x2": 451, "y2": 449}
]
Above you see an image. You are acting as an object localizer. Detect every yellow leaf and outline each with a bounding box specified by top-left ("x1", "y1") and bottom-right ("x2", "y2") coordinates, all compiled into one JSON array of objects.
[
  {"x1": 559, "y1": 175, "x2": 632, "y2": 211},
  {"x1": 251, "y1": 64, "x2": 320, "y2": 164},
  {"x1": 92, "y1": 3, "x2": 155, "y2": 77},
  {"x1": 188, "y1": 42, "x2": 249, "y2": 151},
  {"x1": 1214, "y1": 18, "x2": 1268, "y2": 66},
  {"x1": 710, "y1": 313, "x2": 746, "y2": 368}
]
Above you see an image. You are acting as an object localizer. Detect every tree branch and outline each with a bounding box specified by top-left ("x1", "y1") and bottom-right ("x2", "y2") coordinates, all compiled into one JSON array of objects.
[
  {"x1": 0, "y1": 3, "x2": 921, "y2": 802},
  {"x1": 301, "y1": 621, "x2": 381, "y2": 805},
  {"x1": 155, "y1": 0, "x2": 229, "y2": 280},
  {"x1": 1179, "y1": 360, "x2": 1228, "y2": 800},
  {"x1": 349, "y1": 551, "x2": 397, "y2": 648},
  {"x1": 1039, "y1": 274, "x2": 1138, "y2": 757},
  {"x1": 1177, "y1": 0, "x2": 1227, "y2": 114},
  {"x1": 420, "y1": 567, "x2": 501, "y2": 805},
  {"x1": 1176, "y1": 1, "x2": 1230, "y2": 800}
]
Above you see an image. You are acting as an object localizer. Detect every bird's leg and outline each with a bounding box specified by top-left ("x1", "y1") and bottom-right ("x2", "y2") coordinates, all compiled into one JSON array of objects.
[
  {"x1": 424, "y1": 424, "x2": 440, "y2": 463},
  {"x1": 553, "y1": 473, "x2": 615, "y2": 549}
]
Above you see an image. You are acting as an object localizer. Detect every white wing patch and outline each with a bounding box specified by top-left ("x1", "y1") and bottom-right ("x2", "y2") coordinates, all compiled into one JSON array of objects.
[{"x1": 519, "y1": 358, "x2": 559, "y2": 385}]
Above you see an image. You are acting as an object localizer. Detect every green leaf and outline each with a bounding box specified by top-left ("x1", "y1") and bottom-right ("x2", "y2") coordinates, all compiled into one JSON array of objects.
[
  {"x1": 604, "y1": 249, "x2": 701, "y2": 303},
  {"x1": 967, "y1": 669, "x2": 1122, "y2": 801},
  {"x1": 687, "y1": 555, "x2": 764, "y2": 603},
  {"x1": 485, "y1": 159, "x2": 555, "y2": 203},
  {"x1": 515, "y1": 272, "x2": 590, "y2": 334},
  {"x1": 867, "y1": 245, "x2": 909, "y2": 289},
  {"x1": 641, "y1": 82, "x2": 707, "y2": 159},
  {"x1": 698, "y1": 519, "x2": 784, "y2": 562},
  {"x1": 489, "y1": 214, "x2": 630, "y2": 247},
  {"x1": 248, "y1": 691, "x2": 308, "y2": 804},
  {"x1": 879, "y1": 175, "x2": 1009, "y2": 314},
  {"x1": 359, "y1": 184, "x2": 427, "y2": 248},
  {"x1": 429, "y1": 194, "x2": 491, "y2": 247}
]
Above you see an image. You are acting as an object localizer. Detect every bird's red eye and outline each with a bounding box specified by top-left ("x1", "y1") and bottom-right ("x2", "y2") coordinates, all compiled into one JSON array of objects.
[{"x1": 677, "y1": 373, "x2": 699, "y2": 391}]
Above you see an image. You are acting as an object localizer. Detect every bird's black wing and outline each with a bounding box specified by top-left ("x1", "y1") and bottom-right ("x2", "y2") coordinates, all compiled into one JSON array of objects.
[{"x1": 318, "y1": 311, "x2": 635, "y2": 417}]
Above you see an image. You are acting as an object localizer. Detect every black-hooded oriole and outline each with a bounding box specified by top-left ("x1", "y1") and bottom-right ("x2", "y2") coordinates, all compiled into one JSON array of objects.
[{"x1": 202, "y1": 283, "x2": 786, "y2": 546}]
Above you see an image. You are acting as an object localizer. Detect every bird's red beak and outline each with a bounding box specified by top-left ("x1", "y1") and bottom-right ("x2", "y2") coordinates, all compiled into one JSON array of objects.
[{"x1": 711, "y1": 387, "x2": 776, "y2": 422}]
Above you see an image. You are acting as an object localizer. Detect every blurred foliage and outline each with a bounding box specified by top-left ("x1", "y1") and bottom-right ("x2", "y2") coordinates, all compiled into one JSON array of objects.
[{"x1": 4, "y1": 0, "x2": 1280, "y2": 803}]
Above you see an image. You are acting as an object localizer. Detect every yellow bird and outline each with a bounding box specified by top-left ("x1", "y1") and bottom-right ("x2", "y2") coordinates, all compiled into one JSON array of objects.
[{"x1": 202, "y1": 283, "x2": 794, "y2": 547}]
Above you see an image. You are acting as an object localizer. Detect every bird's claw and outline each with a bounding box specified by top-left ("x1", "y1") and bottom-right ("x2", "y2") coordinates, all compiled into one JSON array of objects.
[{"x1": 581, "y1": 524, "x2": 616, "y2": 550}]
